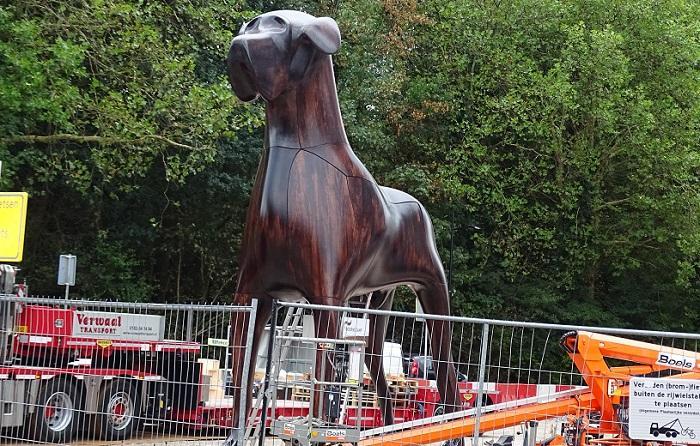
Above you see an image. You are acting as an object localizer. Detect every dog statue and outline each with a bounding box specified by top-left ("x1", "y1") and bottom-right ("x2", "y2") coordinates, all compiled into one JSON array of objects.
[{"x1": 226, "y1": 9, "x2": 460, "y2": 436}]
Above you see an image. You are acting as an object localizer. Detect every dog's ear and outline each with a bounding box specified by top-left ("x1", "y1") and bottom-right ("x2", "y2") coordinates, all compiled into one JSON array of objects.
[{"x1": 301, "y1": 17, "x2": 341, "y2": 54}]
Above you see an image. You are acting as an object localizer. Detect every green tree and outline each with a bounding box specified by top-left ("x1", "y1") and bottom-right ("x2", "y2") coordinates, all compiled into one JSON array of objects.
[
  {"x1": 1, "y1": 0, "x2": 697, "y2": 333},
  {"x1": 368, "y1": 0, "x2": 700, "y2": 328},
  {"x1": 0, "y1": 0, "x2": 263, "y2": 299}
]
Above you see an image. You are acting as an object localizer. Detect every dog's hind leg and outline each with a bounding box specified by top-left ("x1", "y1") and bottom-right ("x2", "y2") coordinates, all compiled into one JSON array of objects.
[
  {"x1": 415, "y1": 280, "x2": 461, "y2": 414},
  {"x1": 365, "y1": 289, "x2": 396, "y2": 425}
]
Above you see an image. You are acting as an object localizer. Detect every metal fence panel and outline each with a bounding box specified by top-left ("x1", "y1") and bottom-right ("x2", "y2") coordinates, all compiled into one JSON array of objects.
[
  {"x1": 0, "y1": 295, "x2": 255, "y2": 446},
  {"x1": 2, "y1": 293, "x2": 698, "y2": 446},
  {"x1": 257, "y1": 299, "x2": 700, "y2": 446}
]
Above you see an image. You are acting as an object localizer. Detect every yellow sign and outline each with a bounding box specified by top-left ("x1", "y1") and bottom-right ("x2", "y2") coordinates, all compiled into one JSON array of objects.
[
  {"x1": 0, "y1": 192, "x2": 28, "y2": 262},
  {"x1": 96, "y1": 339, "x2": 112, "y2": 348}
]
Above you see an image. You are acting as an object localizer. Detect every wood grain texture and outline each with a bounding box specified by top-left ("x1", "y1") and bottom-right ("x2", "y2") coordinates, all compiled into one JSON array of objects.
[{"x1": 225, "y1": 10, "x2": 460, "y2": 436}]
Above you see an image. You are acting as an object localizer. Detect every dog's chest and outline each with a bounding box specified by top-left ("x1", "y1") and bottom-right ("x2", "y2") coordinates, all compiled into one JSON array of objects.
[{"x1": 259, "y1": 149, "x2": 350, "y2": 218}]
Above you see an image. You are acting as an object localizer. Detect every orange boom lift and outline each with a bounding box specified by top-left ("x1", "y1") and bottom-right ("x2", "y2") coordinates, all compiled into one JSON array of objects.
[{"x1": 359, "y1": 331, "x2": 700, "y2": 446}]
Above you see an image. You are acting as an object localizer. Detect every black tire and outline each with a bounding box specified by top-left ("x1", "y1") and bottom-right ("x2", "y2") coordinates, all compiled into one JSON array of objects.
[
  {"x1": 93, "y1": 379, "x2": 141, "y2": 441},
  {"x1": 666, "y1": 432, "x2": 672, "y2": 438},
  {"x1": 652, "y1": 430, "x2": 659, "y2": 437},
  {"x1": 434, "y1": 405, "x2": 445, "y2": 417},
  {"x1": 29, "y1": 378, "x2": 80, "y2": 443}
]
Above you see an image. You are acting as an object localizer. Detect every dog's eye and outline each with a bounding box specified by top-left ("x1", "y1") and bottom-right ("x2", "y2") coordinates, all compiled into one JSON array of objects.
[
  {"x1": 259, "y1": 16, "x2": 286, "y2": 31},
  {"x1": 244, "y1": 18, "x2": 259, "y2": 33}
]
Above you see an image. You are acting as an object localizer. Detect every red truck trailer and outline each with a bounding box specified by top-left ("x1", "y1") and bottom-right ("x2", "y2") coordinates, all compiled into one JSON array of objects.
[{"x1": 0, "y1": 294, "x2": 221, "y2": 443}]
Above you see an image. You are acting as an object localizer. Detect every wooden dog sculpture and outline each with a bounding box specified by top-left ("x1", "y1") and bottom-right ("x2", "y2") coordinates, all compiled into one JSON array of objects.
[{"x1": 226, "y1": 9, "x2": 460, "y2": 436}]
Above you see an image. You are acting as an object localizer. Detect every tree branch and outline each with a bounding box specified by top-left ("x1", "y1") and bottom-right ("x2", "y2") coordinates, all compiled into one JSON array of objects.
[
  {"x1": 593, "y1": 197, "x2": 633, "y2": 211},
  {"x1": 1, "y1": 133, "x2": 196, "y2": 150}
]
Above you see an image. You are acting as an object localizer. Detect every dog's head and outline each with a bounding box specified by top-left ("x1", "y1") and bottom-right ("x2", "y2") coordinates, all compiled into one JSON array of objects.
[{"x1": 227, "y1": 10, "x2": 341, "y2": 102}]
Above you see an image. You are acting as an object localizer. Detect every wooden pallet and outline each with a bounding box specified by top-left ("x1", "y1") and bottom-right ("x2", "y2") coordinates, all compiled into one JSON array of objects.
[
  {"x1": 389, "y1": 379, "x2": 418, "y2": 396},
  {"x1": 288, "y1": 384, "x2": 379, "y2": 407},
  {"x1": 285, "y1": 375, "x2": 417, "y2": 407},
  {"x1": 348, "y1": 388, "x2": 379, "y2": 407},
  {"x1": 290, "y1": 385, "x2": 311, "y2": 401}
]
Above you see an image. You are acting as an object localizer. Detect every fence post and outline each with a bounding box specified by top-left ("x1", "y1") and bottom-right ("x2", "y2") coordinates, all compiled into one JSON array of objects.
[
  {"x1": 472, "y1": 322, "x2": 490, "y2": 446},
  {"x1": 258, "y1": 300, "x2": 278, "y2": 446},
  {"x1": 238, "y1": 299, "x2": 258, "y2": 446},
  {"x1": 185, "y1": 307, "x2": 194, "y2": 341}
]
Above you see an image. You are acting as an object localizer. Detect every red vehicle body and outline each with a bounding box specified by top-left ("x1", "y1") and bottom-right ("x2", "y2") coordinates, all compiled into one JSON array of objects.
[{"x1": 0, "y1": 300, "x2": 209, "y2": 442}]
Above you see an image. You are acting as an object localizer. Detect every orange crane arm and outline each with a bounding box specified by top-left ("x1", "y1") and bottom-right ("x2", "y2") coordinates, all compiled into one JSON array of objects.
[
  {"x1": 359, "y1": 392, "x2": 597, "y2": 446},
  {"x1": 560, "y1": 331, "x2": 700, "y2": 432},
  {"x1": 562, "y1": 331, "x2": 700, "y2": 375}
]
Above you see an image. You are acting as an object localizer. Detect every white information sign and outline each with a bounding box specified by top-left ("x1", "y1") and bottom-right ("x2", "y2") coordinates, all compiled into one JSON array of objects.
[
  {"x1": 72, "y1": 311, "x2": 165, "y2": 341},
  {"x1": 341, "y1": 317, "x2": 369, "y2": 339},
  {"x1": 629, "y1": 377, "x2": 700, "y2": 442},
  {"x1": 207, "y1": 338, "x2": 229, "y2": 347}
]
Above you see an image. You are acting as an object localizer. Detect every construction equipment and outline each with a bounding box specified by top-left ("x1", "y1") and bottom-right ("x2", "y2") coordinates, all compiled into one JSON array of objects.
[
  {"x1": 358, "y1": 330, "x2": 700, "y2": 446},
  {"x1": 270, "y1": 335, "x2": 367, "y2": 446}
]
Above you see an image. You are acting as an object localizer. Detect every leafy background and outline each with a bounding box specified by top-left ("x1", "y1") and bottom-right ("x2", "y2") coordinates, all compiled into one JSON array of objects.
[{"x1": 1, "y1": 0, "x2": 698, "y2": 331}]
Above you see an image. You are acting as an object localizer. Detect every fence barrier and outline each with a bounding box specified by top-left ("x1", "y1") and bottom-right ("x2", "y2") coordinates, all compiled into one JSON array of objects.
[
  {"x1": 0, "y1": 294, "x2": 698, "y2": 446},
  {"x1": 0, "y1": 294, "x2": 256, "y2": 445}
]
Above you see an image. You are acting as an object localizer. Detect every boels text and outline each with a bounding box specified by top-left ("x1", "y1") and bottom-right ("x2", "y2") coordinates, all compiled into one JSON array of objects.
[{"x1": 656, "y1": 353, "x2": 696, "y2": 370}]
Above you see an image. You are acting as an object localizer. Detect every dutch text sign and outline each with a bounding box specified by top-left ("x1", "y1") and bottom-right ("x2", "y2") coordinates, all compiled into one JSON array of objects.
[
  {"x1": 0, "y1": 192, "x2": 28, "y2": 262},
  {"x1": 341, "y1": 317, "x2": 369, "y2": 339},
  {"x1": 629, "y1": 377, "x2": 700, "y2": 442}
]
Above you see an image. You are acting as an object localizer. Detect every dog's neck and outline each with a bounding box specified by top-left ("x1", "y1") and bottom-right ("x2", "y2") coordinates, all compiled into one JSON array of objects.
[{"x1": 265, "y1": 56, "x2": 349, "y2": 149}]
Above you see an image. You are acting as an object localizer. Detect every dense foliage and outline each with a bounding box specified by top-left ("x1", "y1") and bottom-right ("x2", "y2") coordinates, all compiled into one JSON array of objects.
[{"x1": 1, "y1": 0, "x2": 698, "y2": 330}]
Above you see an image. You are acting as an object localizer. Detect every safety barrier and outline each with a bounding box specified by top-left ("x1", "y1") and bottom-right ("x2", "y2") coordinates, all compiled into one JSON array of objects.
[
  {"x1": 0, "y1": 294, "x2": 257, "y2": 445},
  {"x1": 1, "y1": 293, "x2": 698, "y2": 446},
  {"x1": 249, "y1": 299, "x2": 700, "y2": 446}
]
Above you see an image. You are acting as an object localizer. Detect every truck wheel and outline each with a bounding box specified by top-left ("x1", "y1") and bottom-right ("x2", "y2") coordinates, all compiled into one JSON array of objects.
[
  {"x1": 94, "y1": 379, "x2": 141, "y2": 440},
  {"x1": 29, "y1": 378, "x2": 80, "y2": 443}
]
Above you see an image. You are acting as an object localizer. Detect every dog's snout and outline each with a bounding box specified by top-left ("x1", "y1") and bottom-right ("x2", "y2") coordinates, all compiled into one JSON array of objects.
[
  {"x1": 227, "y1": 37, "x2": 258, "y2": 102},
  {"x1": 229, "y1": 37, "x2": 249, "y2": 63}
]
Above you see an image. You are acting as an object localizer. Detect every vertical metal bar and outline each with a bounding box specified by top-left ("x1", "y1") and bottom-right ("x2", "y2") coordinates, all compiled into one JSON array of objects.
[
  {"x1": 423, "y1": 323, "x2": 429, "y2": 379},
  {"x1": 238, "y1": 299, "x2": 258, "y2": 446},
  {"x1": 0, "y1": 297, "x2": 12, "y2": 365},
  {"x1": 357, "y1": 340, "x2": 365, "y2": 430},
  {"x1": 308, "y1": 330, "x2": 317, "y2": 427},
  {"x1": 472, "y1": 323, "x2": 490, "y2": 446},
  {"x1": 268, "y1": 310, "x2": 283, "y2": 437},
  {"x1": 258, "y1": 300, "x2": 278, "y2": 446},
  {"x1": 318, "y1": 341, "x2": 328, "y2": 420},
  {"x1": 186, "y1": 307, "x2": 194, "y2": 341},
  {"x1": 224, "y1": 323, "x2": 232, "y2": 372},
  {"x1": 527, "y1": 420, "x2": 539, "y2": 446}
]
